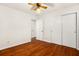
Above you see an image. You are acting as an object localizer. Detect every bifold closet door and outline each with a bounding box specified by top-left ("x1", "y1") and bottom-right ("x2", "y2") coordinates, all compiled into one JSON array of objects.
[{"x1": 62, "y1": 13, "x2": 77, "y2": 48}]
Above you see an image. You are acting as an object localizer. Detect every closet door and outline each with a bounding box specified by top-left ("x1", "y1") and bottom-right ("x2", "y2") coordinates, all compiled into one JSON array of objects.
[
  {"x1": 62, "y1": 13, "x2": 77, "y2": 48},
  {"x1": 36, "y1": 20, "x2": 43, "y2": 40},
  {"x1": 31, "y1": 20, "x2": 36, "y2": 38}
]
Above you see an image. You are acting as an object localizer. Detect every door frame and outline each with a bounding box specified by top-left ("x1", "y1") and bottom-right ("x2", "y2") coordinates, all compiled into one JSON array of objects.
[{"x1": 61, "y1": 12, "x2": 77, "y2": 49}]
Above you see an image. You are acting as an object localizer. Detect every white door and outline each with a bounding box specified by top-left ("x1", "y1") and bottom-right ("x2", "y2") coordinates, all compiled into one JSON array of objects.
[
  {"x1": 31, "y1": 20, "x2": 36, "y2": 38},
  {"x1": 62, "y1": 13, "x2": 77, "y2": 48},
  {"x1": 36, "y1": 20, "x2": 43, "y2": 40}
]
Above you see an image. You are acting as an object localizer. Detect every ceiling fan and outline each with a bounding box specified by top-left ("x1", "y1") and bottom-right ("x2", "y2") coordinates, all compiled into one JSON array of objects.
[{"x1": 28, "y1": 3, "x2": 48, "y2": 13}]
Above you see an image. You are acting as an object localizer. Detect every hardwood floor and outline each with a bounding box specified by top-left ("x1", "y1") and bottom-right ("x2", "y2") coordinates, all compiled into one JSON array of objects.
[{"x1": 0, "y1": 39, "x2": 79, "y2": 56}]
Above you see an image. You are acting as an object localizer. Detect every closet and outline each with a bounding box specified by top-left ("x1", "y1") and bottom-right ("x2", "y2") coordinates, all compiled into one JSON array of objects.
[{"x1": 61, "y1": 12, "x2": 77, "y2": 48}]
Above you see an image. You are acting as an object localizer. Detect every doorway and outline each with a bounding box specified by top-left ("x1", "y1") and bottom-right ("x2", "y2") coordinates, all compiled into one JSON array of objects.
[{"x1": 31, "y1": 20, "x2": 36, "y2": 40}]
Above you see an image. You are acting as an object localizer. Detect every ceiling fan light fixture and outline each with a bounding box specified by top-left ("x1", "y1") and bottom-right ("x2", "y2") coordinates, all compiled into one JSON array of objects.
[{"x1": 28, "y1": 3, "x2": 48, "y2": 13}]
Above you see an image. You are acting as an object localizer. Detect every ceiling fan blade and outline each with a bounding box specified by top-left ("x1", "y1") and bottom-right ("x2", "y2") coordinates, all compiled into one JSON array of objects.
[
  {"x1": 31, "y1": 6, "x2": 38, "y2": 10},
  {"x1": 41, "y1": 6, "x2": 48, "y2": 9},
  {"x1": 28, "y1": 3, "x2": 36, "y2": 6}
]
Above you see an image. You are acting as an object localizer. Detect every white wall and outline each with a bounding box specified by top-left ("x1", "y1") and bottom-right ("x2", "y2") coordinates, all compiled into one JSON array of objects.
[
  {"x1": 0, "y1": 5, "x2": 32, "y2": 50},
  {"x1": 40, "y1": 5, "x2": 79, "y2": 50}
]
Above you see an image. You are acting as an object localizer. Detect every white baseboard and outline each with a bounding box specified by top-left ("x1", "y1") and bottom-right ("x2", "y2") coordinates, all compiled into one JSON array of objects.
[{"x1": 77, "y1": 47, "x2": 79, "y2": 50}]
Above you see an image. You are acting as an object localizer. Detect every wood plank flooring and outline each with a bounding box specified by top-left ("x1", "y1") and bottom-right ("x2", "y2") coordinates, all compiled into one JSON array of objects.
[{"x1": 0, "y1": 40, "x2": 79, "y2": 56}]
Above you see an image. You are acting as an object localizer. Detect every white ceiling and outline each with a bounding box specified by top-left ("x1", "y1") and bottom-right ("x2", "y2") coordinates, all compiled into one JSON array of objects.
[
  {"x1": 0, "y1": 3, "x2": 79, "y2": 14},
  {"x1": 0, "y1": 3, "x2": 31, "y2": 13}
]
